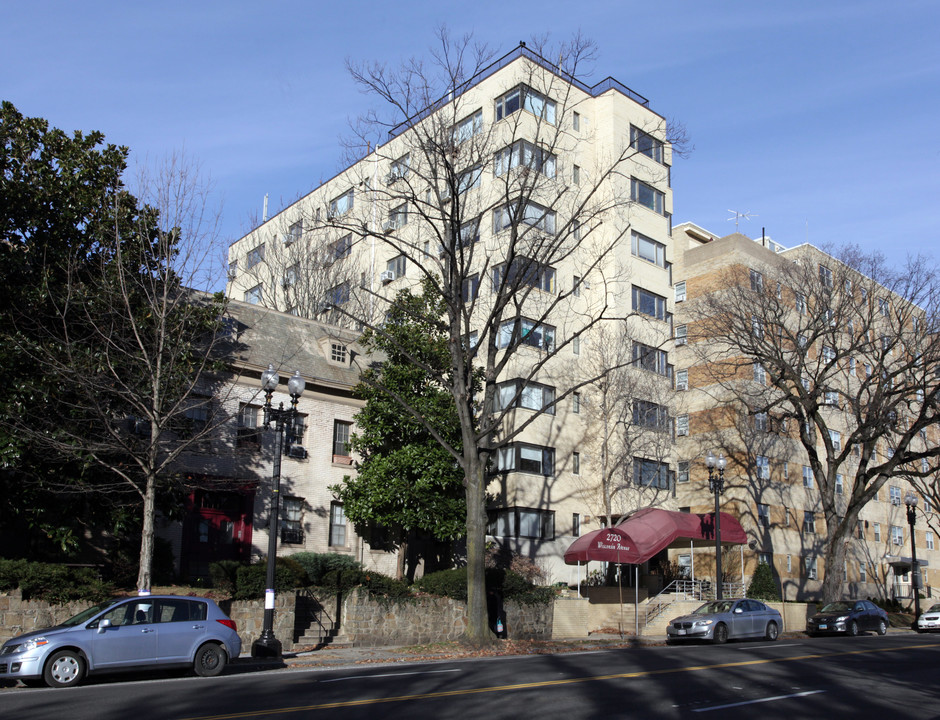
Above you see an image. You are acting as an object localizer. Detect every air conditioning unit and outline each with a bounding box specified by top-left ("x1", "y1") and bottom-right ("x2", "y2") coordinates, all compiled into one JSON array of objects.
[
  {"x1": 281, "y1": 232, "x2": 294, "y2": 245},
  {"x1": 287, "y1": 444, "x2": 308, "y2": 460},
  {"x1": 380, "y1": 270, "x2": 395, "y2": 284}
]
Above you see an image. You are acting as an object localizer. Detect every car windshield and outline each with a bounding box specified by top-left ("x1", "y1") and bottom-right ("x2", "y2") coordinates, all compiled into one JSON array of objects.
[
  {"x1": 819, "y1": 602, "x2": 852, "y2": 613},
  {"x1": 927, "y1": 604, "x2": 940, "y2": 613},
  {"x1": 695, "y1": 601, "x2": 734, "y2": 615},
  {"x1": 60, "y1": 598, "x2": 122, "y2": 627}
]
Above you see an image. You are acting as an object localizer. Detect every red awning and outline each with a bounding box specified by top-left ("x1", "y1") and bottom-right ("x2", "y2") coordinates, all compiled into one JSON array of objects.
[{"x1": 564, "y1": 507, "x2": 747, "y2": 565}]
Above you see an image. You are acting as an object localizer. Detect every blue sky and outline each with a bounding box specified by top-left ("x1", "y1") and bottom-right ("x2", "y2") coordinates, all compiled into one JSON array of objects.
[{"x1": 4, "y1": 1, "x2": 938, "y2": 288}]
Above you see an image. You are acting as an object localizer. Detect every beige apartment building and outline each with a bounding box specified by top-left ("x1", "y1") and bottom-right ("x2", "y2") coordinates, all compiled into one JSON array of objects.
[{"x1": 672, "y1": 222, "x2": 938, "y2": 603}]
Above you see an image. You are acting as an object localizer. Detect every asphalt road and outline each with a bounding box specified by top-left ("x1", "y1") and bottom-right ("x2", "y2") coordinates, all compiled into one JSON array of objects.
[{"x1": 2, "y1": 634, "x2": 939, "y2": 719}]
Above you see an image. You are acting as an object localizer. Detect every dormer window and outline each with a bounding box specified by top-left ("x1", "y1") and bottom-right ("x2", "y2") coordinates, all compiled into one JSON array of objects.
[{"x1": 331, "y1": 343, "x2": 348, "y2": 364}]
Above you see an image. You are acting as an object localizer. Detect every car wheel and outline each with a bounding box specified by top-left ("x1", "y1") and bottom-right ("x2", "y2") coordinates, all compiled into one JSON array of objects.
[
  {"x1": 712, "y1": 623, "x2": 729, "y2": 644},
  {"x1": 43, "y1": 649, "x2": 85, "y2": 688},
  {"x1": 765, "y1": 621, "x2": 779, "y2": 641},
  {"x1": 848, "y1": 620, "x2": 859, "y2": 637},
  {"x1": 877, "y1": 619, "x2": 887, "y2": 636},
  {"x1": 194, "y1": 642, "x2": 227, "y2": 677}
]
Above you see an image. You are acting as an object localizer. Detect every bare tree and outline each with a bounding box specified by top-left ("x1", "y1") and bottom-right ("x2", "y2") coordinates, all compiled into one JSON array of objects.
[
  {"x1": 8, "y1": 153, "x2": 235, "y2": 592},
  {"x1": 688, "y1": 243, "x2": 940, "y2": 602},
  {"x1": 282, "y1": 29, "x2": 687, "y2": 643}
]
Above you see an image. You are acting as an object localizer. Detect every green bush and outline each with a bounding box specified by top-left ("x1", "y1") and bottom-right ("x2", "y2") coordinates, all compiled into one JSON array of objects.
[
  {"x1": 290, "y1": 552, "x2": 363, "y2": 585},
  {"x1": 2, "y1": 560, "x2": 114, "y2": 605},
  {"x1": 319, "y1": 568, "x2": 411, "y2": 600},
  {"x1": 233, "y1": 561, "x2": 298, "y2": 600},
  {"x1": 415, "y1": 567, "x2": 468, "y2": 600},
  {"x1": 417, "y1": 567, "x2": 553, "y2": 606},
  {"x1": 747, "y1": 562, "x2": 780, "y2": 601},
  {"x1": 209, "y1": 560, "x2": 242, "y2": 594},
  {"x1": 0, "y1": 558, "x2": 29, "y2": 592}
]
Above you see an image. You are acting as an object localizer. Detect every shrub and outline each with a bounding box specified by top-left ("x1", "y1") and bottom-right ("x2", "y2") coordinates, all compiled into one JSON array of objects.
[
  {"x1": 417, "y1": 567, "x2": 553, "y2": 606},
  {"x1": 4, "y1": 561, "x2": 114, "y2": 605},
  {"x1": 290, "y1": 552, "x2": 363, "y2": 585},
  {"x1": 319, "y1": 568, "x2": 411, "y2": 600},
  {"x1": 0, "y1": 558, "x2": 29, "y2": 592},
  {"x1": 233, "y1": 561, "x2": 298, "y2": 600},
  {"x1": 747, "y1": 562, "x2": 780, "y2": 601},
  {"x1": 416, "y1": 567, "x2": 467, "y2": 600},
  {"x1": 209, "y1": 560, "x2": 242, "y2": 595}
]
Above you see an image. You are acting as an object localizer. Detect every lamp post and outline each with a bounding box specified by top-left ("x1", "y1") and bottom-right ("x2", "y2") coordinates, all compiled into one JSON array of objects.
[
  {"x1": 705, "y1": 451, "x2": 727, "y2": 600},
  {"x1": 904, "y1": 491, "x2": 922, "y2": 622},
  {"x1": 251, "y1": 364, "x2": 305, "y2": 658}
]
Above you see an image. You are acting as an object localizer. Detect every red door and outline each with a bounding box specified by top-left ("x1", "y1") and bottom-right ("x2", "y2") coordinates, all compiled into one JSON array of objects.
[{"x1": 181, "y1": 488, "x2": 254, "y2": 581}]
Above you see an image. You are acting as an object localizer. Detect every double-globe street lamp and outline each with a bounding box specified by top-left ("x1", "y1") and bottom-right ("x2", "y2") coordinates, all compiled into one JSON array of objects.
[
  {"x1": 904, "y1": 491, "x2": 922, "y2": 622},
  {"x1": 251, "y1": 364, "x2": 305, "y2": 658},
  {"x1": 705, "y1": 451, "x2": 727, "y2": 600}
]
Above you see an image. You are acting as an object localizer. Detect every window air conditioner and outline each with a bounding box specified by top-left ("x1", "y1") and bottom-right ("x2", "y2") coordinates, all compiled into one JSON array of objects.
[
  {"x1": 380, "y1": 270, "x2": 395, "y2": 284},
  {"x1": 287, "y1": 444, "x2": 308, "y2": 460}
]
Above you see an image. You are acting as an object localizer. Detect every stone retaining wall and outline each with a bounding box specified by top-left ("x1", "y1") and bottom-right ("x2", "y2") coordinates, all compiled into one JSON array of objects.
[{"x1": 0, "y1": 592, "x2": 88, "y2": 645}]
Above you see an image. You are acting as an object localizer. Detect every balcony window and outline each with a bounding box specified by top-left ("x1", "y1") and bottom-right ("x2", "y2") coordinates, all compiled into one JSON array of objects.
[
  {"x1": 493, "y1": 256, "x2": 556, "y2": 293},
  {"x1": 244, "y1": 284, "x2": 263, "y2": 305},
  {"x1": 453, "y1": 109, "x2": 483, "y2": 143},
  {"x1": 246, "y1": 244, "x2": 265, "y2": 269},
  {"x1": 497, "y1": 444, "x2": 555, "y2": 476},
  {"x1": 631, "y1": 231, "x2": 667, "y2": 267},
  {"x1": 630, "y1": 125, "x2": 664, "y2": 163},
  {"x1": 493, "y1": 201, "x2": 556, "y2": 235},
  {"x1": 331, "y1": 233, "x2": 352, "y2": 260},
  {"x1": 632, "y1": 285, "x2": 669, "y2": 321},
  {"x1": 633, "y1": 342, "x2": 671, "y2": 377},
  {"x1": 494, "y1": 140, "x2": 556, "y2": 178},
  {"x1": 631, "y1": 178, "x2": 664, "y2": 215},
  {"x1": 498, "y1": 317, "x2": 556, "y2": 351},
  {"x1": 633, "y1": 399, "x2": 669, "y2": 430},
  {"x1": 495, "y1": 85, "x2": 556, "y2": 124},
  {"x1": 487, "y1": 506, "x2": 555, "y2": 540},
  {"x1": 633, "y1": 457, "x2": 671, "y2": 489},
  {"x1": 495, "y1": 379, "x2": 556, "y2": 414}
]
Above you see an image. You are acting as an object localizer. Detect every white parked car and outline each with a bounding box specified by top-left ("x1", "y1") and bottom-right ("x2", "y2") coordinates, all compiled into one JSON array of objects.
[{"x1": 916, "y1": 603, "x2": 940, "y2": 633}]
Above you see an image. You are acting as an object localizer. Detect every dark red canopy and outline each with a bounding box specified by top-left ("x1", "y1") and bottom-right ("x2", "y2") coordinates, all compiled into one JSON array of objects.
[{"x1": 564, "y1": 507, "x2": 747, "y2": 565}]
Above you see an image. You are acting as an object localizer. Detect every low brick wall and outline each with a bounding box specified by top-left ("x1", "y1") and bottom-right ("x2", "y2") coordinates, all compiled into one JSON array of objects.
[
  {"x1": 222, "y1": 595, "x2": 297, "y2": 653},
  {"x1": 340, "y1": 587, "x2": 553, "y2": 646}
]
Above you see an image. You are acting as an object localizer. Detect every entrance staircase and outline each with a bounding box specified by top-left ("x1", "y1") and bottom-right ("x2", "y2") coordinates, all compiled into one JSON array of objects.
[{"x1": 292, "y1": 589, "x2": 351, "y2": 649}]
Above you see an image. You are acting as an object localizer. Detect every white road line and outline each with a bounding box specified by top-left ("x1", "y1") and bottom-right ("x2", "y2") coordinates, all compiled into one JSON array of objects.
[
  {"x1": 691, "y1": 689, "x2": 825, "y2": 712},
  {"x1": 320, "y1": 669, "x2": 461, "y2": 683}
]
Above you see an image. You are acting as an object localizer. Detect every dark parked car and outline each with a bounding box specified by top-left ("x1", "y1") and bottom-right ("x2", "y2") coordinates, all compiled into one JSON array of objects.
[
  {"x1": 0, "y1": 595, "x2": 241, "y2": 688},
  {"x1": 666, "y1": 598, "x2": 782, "y2": 644},
  {"x1": 806, "y1": 600, "x2": 888, "y2": 637}
]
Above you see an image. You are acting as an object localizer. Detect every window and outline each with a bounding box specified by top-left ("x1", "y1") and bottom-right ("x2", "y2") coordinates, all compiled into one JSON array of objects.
[
  {"x1": 246, "y1": 244, "x2": 265, "y2": 269},
  {"x1": 829, "y1": 429, "x2": 841, "y2": 452},
  {"x1": 675, "y1": 369, "x2": 688, "y2": 391},
  {"x1": 283, "y1": 264, "x2": 299, "y2": 288},
  {"x1": 572, "y1": 452, "x2": 580, "y2": 475},
  {"x1": 751, "y1": 316, "x2": 764, "y2": 339},
  {"x1": 924, "y1": 497, "x2": 932, "y2": 513},
  {"x1": 633, "y1": 399, "x2": 669, "y2": 429},
  {"x1": 633, "y1": 342, "x2": 671, "y2": 377},
  {"x1": 675, "y1": 414, "x2": 689, "y2": 436},
  {"x1": 890, "y1": 486, "x2": 902, "y2": 506},
  {"x1": 756, "y1": 455, "x2": 770, "y2": 480},
  {"x1": 787, "y1": 554, "x2": 792, "y2": 573},
  {"x1": 806, "y1": 557, "x2": 819, "y2": 580},
  {"x1": 860, "y1": 563, "x2": 867, "y2": 582},
  {"x1": 633, "y1": 457, "x2": 671, "y2": 489},
  {"x1": 462, "y1": 274, "x2": 480, "y2": 303},
  {"x1": 754, "y1": 413, "x2": 769, "y2": 433},
  {"x1": 332, "y1": 420, "x2": 352, "y2": 458},
  {"x1": 493, "y1": 256, "x2": 556, "y2": 293},
  {"x1": 759, "y1": 552, "x2": 772, "y2": 566},
  {"x1": 493, "y1": 201, "x2": 556, "y2": 234},
  {"x1": 803, "y1": 465, "x2": 814, "y2": 489},
  {"x1": 331, "y1": 233, "x2": 352, "y2": 260},
  {"x1": 495, "y1": 85, "x2": 556, "y2": 124},
  {"x1": 487, "y1": 507, "x2": 555, "y2": 540},
  {"x1": 285, "y1": 221, "x2": 302, "y2": 245},
  {"x1": 752, "y1": 363, "x2": 766, "y2": 385},
  {"x1": 237, "y1": 405, "x2": 261, "y2": 448},
  {"x1": 457, "y1": 164, "x2": 483, "y2": 194},
  {"x1": 783, "y1": 463, "x2": 789, "y2": 480},
  {"x1": 497, "y1": 444, "x2": 555, "y2": 476},
  {"x1": 631, "y1": 231, "x2": 667, "y2": 267},
  {"x1": 453, "y1": 109, "x2": 483, "y2": 142},
  {"x1": 572, "y1": 512, "x2": 581, "y2": 537},
  {"x1": 927, "y1": 531, "x2": 935, "y2": 550},
  {"x1": 874, "y1": 522, "x2": 881, "y2": 542},
  {"x1": 228, "y1": 259, "x2": 238, "y2": 280},
  {"x1": 675, "y1": 324, "x2": 687, "y2": 346},
  {"x1": 330, "y1": 343, "x2": 348, "y2": 363},
  {"x1": 572, "y1": 275, "x2": 581, "y2": 297},
  {"x1": 245, "y1": 284, "x2": 263, "y2": 305},
  {"x1": 630, "y1": 125, "x2": 664, "y2": 163},
  {"x1": 804, "y1": 511, "x2": 816, "y2": 534},
  {"x1": 835, "y1": 474, "x2": 844, "y2": 495},
  {"x1": 821, "y1": 346, "x2": 837, "y2": 363},
  {"x1": 572, "y1": 336, "x2": 580, "y2": 355},
  {"x1": 824, "y1": 389, "x2": 839, "y2": 406},
  {"x1": 819, "y1": 264, "x2": 833, "y2": 288},
  {"x1": 572, "y1": 392, "x2": 581, "y2": 414},
  {"x1": 329, "y1": 189, "x2": 354, "y2": 217},
  {"x1": 387, "y1": 254, "x2": 406, "y2": 279},
  {"x1": 891, "y1": 525, "x2": 904, "y2": 546},
  {"x1": 388, "y1": 153, "x2": 410, "y2": 182},
  {"x1": 677, "y1": 461, "x2": 690, "y2": 484},
  {"x1": 856, "y1": 520, "x2": 864, "y2": 539},
  {"x1": 494, "y1": 140, "x2": 556, "y2": 178},
  {"x1": 385, "y1": 203, "x2": 408, "y2": 231},
  {"x1": 632, "y1": 285, "x2": 669, "y2": 321},
  {"x1": 328, "y1": 281, "x2": 350, "y2": 307},
  {"x1": 498, "y1": 317, "x2": 556, "y2": 351},
  {"x1": 674, "y1": 281, "x2": 687, "y2": 303},
  {"x1": 183, "y1": 397, "x2": 210, "y2": 436},
  {"x1": 749, "y1": 269, "x2": 764, "y2": 293},
  {"x1": 631, "y1": 178, "x2": 664, "y2": 214},
  {"x1": 329, "y1": 502, "x2": 346, "y2": 546},
  {"x1": 758, "y1": 503, "x2": 770, "y2": 527},
  {"x1": 795, "y1": 293, "x2": 806, "y2": 314},
  {"x1": 281, "y1": 497, "x2": 305, "y2": 544},
  {"x1": 879, "y1": 298, "x2": 889, "y2": 317},
  {"x1": 572, "y1": 164, "x2": 580, "y2": 184},
  {"x1": 495, "y1": 379, "x2": 556, "y2": 414}
]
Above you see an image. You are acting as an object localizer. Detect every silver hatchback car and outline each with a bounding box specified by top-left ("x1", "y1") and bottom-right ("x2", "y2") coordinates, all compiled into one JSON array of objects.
[{"x1": 0, "y1": 595, "x2": 241, "y2": 688}]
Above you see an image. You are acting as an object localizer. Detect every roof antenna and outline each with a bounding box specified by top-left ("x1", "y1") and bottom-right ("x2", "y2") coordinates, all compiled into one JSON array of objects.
[
  {"x1": 262, "y1": 193, "x2": 269, "y2": 222},
  {"x1": 727, "y1": 209, "x2": 757, "y2": 232}
]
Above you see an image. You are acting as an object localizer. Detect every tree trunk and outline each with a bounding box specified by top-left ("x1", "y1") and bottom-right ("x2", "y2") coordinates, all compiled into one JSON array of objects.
[
  {"x1": 464, "y1": 457, "x2": 491, "y2": 645},
  {"x1": 397, "y1": 536, "x2": 408, "y2": 580},
  {"x1": 136, "y1": 473, "x2": 156, "y2": 593},
  {"x1": 820, "y1": 521, "x2": 851, "y2": 603}
]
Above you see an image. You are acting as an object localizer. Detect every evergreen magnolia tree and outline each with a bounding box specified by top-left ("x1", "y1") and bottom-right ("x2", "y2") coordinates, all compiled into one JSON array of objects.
[
  {"x1": 331, "y1": 282, "x2": 470, "y2": 580},
  {"x1": 0, "y1": 103, "x2": 229, "y2": 591}
]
